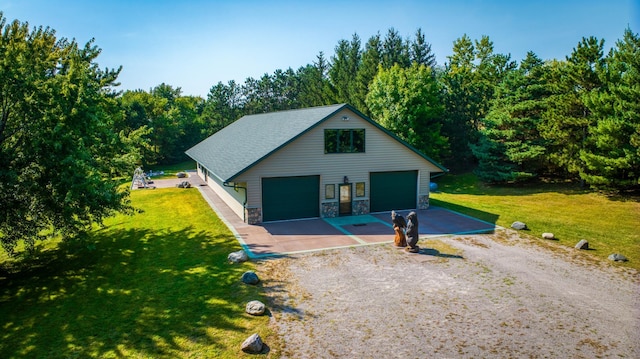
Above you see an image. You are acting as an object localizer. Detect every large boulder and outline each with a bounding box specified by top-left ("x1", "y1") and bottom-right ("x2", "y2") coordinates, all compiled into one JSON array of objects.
[
  {"x1": 542, "y1": 232, "x2": 555, "y2": 240},
  {"x1": 228, "y1": 250, "x2": 248, "y2": 264},
  {"x1": 176, "y1": 171, "x2": 187, "y2": 178},
  {"x1": 608, "y1": 253, "x2": 628, "y2": 262},
  {"x1": 241, "y1": 333, "x2": 264, "y2": 354},
  {"x1": 241, "y1": 271, "x2": 260, "y2": 285},
  {"x1": 511, "y1": 221, "x2": 527, "y2": 230},
  {"x1": 575, "y1": 239, "x2": 589, "y2": 250},
  {"x1": 246, "y1": 300, "x2": 266, "y2": 316}
]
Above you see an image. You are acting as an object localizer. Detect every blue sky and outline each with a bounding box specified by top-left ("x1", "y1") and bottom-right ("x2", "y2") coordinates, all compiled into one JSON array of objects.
[{"x1": 1, "y1": 0, "x2": 637, "y2": 97}]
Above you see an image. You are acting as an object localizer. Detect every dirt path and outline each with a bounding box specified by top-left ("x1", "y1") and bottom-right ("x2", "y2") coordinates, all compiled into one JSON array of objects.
[{"x1": 260, "y1": 231, "x2": 640, "y2": 358}]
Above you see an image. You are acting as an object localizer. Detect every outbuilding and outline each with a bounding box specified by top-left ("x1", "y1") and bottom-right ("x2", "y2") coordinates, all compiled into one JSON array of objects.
[{"x1": 186, "y1": 103, "x2": 447, "y2": 224}]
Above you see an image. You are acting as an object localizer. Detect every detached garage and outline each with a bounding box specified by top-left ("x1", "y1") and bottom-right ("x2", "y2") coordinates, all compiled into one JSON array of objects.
[{"x1": 186, "y1": 104, "x2": 447, "y2": 224}]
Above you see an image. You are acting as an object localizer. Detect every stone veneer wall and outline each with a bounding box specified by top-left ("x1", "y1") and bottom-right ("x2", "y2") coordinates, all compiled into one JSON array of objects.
[
  {"x1": 245, "y1": 207, "x2": 262, "y2": 224},
  {"x1": 418, "y1": 194, "x2": 430, "y2": 210},
  {"x1": 321, "y1": 202, "x2": 338, "y2": 218},
  {"x1": 352, "y1": 199, "x2": 369, "y2": 215}
]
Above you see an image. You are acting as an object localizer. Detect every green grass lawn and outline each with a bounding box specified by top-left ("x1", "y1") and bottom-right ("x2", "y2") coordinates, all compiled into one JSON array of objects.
[
  {"x1": 430, "y1": 173, "x2": 640, "y2": 271},
  {"x1": 0, "y1": 188, "x2": 276, "y2": 358}
]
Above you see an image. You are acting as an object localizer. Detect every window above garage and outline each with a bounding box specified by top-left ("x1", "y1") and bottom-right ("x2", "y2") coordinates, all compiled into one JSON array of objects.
[{"x1": 324, "y1": 129, "x2": 365, "y2": 154}]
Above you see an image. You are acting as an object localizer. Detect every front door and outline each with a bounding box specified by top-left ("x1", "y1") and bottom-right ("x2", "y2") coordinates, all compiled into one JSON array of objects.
[{"x1": 339, "y1": 184, "x2": 352, "y2": 215}]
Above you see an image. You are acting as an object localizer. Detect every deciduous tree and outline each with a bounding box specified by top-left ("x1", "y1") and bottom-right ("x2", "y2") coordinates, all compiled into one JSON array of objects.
[{"x1": 0, "y1": 14, "x2": 133, "y2": 255}]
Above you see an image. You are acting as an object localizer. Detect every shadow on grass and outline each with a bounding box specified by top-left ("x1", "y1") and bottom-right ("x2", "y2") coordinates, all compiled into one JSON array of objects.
[
  {"x1": 429, "y1": 199, "x2": 499, "y2": 228},
  {"x1": 433, "y1": 172, "x2": 593, "y2": 197},
  {"x1": 0, "y1": 226, "x2": 258, "y2": 358}
]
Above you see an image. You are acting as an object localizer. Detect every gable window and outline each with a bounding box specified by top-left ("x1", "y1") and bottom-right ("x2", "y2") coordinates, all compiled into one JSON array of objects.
[{"x1": 324, "y1": 129, "x2": 365, "y2": 154}]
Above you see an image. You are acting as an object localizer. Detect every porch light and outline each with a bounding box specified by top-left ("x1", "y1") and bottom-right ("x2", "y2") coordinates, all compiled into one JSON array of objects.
[{"x1": 343, "y1": 176, "x2": 349, "y2": 184}]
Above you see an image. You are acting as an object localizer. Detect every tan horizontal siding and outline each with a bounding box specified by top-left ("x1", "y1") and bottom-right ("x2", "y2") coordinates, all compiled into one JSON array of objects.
[{"x1": 238, "y1": 109, "x2": 439, "y2": 208}]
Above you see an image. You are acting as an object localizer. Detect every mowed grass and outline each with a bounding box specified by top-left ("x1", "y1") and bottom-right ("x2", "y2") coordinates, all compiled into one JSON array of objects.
[
  {"x1": 0, "y1": 188, "x2": 276, "y2": 358},
  {"x1": 146, "y1": 160, "x2": 196, "y2": 179},
  {"x1": 430, "y1": 173, "x2": 640, "y2": 271}
]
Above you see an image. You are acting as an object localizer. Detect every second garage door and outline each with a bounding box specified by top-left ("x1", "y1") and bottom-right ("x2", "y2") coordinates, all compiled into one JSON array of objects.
[
  {"x1": 262, "y1": 175, "x2": 320, "y2": 222},
  {"x1": 370, "y1": 170, "x2": 417, "y2": 212}
]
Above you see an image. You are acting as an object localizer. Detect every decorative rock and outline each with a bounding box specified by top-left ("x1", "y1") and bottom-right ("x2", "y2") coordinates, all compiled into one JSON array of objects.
[
  {"x1": 246, "y1": 300, "x2": 266, "y2": 316},
  {"x1": 176, "y1": 181, "x2": 191, "y2": 188},
  {"x1": 228, "y1": 250, "x2": 248, "y2": 264},
  {"x1": 176, "y1": 171, "x2": 187, "y2": 178},
  {"x1": 241, "y1": 271, "x2": 260, "y2": 285},
  {"x1": 575, "y1": 239, "x2": 589, "y2": 250},
  {"x1": 542, "y1": 232, "x2": 555, "y2": 240},
  {"x1": 241, "y1": 333, "x2": 264, "y2": 354},
  {"x1": 608, "y1": 253, "x2": 628, "y2": 262},
  {"x1": 511, "y1": 221, "x2": 527, "y2": 230}
]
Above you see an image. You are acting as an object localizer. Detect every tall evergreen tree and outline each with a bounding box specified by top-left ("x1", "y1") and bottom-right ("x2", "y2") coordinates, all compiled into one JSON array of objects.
[
  {"x1": 581, "y1": 28, "x2": 640, "y2": 188},
  {"x1": 472, "y1": 52, "x2": 550, "y2": 182},
  {"x1": 410, "y1": 28, "x2": 436, "y2": 68},
  {"x1": 297, "y1": 52, "x2": 333, "y2": 107},
  {"x1": 329, "y1": 34, "x2": 361, "y2": 104},
  {"x1": 353, "y1": 33, "x2": 382, "y2": 115},
  {"x1": 382, "y1": 28, "x2": 410, "y2": 68},
  {"x1": 441, "y1": 34, "x2": 515, "y2": 169},
  {"x1": 541, "y1": 36, "x2": 605, "y2": 182}
]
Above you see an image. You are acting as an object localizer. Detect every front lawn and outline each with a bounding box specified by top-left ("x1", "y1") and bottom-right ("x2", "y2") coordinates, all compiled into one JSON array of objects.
[
  {"x1": 430, "y1": 173, "x2": 640, "y2": 271},
  {"x1": 0, "y1": 188, "x2": 275, "y2": 358}
]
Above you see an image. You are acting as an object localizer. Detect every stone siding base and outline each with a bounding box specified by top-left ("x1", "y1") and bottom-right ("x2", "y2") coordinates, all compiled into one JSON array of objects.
[
  {"x1": 321, "y1": 202, "x2": 338, "y2": 218},
  {"x1": 352, "y1": 199, "x2": 369, "y2": 216},
  {"x1": 418, "y1": 194, "x2": 430, "y2": 210},
  {"x1": 246, "y1": 207, "x2": 262, "y2": 224}
]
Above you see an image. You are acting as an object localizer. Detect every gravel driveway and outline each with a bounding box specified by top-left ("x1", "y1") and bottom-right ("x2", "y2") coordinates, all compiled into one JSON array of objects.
[{"x1": 260, "y1": 230, "x2": 640, "y2": 358}]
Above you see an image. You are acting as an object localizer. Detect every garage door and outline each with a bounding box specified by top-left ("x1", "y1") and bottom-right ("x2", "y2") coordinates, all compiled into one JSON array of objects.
[
  {"x1": 262, "y1": 175, "x2": 320, "y2": 222},
  {"x1": 370, "y1": 171, "x2": 417, "y2": 212}
]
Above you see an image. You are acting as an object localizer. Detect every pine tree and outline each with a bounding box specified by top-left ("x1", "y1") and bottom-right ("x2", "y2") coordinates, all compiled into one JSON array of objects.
[
  {"x1": 472, "y1": 52, "x2": 549, "y2": 182},
  {"x1": 581, "y1": 28, "x2": 640, "y2": 188}
]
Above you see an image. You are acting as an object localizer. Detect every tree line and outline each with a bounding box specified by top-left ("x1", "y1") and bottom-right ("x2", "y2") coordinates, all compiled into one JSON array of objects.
[
  {"x1": 127, "y1": 27, "x2": 638, "y2": 190},
  {"x1": 0, "y1": 11, "x2": 637, "y2": 254}
]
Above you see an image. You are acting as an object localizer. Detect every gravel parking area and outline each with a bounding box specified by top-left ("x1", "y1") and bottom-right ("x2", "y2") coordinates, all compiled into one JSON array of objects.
[{"x1": 260, "y1": 231, "x2": 640, "y2": 358}]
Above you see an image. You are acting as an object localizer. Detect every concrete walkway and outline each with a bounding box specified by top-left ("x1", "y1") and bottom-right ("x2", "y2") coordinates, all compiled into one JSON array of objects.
[{"x1": 144, "y1": 173, "x2": 499, "y2": 259}]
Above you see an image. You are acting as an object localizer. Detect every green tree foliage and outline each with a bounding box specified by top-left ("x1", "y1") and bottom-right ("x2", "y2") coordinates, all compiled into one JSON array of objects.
[
  {"x1": 119, "y1": 84, "x2": 203, "y2": 165},
  {"x1": 441, "y1": 34, "x2": 516, "y2": 168},
  {"x1": 382, "y1": 28, "x2": 410, "y2": 69},
  {"x1": 0, "y1": 14, "x2": 133, "y2": 255},
  {"x1": 328, "y1": 34, "x2": 362, "y2": 104},
  {"x1": 410, "y1": 28, "x2": 437, "y2": 68},
  {"x1": 581, "y1": 28, "x2": 640, "y2": 188},
  {"x1": 472, "y1": 52, "x2": 550, "y2": 182},
  {"x1": 541, "y1": 36, "x2": 605, "y2": 182},
  {"x1": 353, "y1": 34, "x2": 382, "y2": 116},
  {"x1": 366, "y1": 63, "x2": 447, "y2": 160}
]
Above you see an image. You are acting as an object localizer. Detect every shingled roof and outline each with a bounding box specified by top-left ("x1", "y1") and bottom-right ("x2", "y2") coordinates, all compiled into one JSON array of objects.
[{"x1": 185, "y1": 103, "x2": 447, "y2": 182}]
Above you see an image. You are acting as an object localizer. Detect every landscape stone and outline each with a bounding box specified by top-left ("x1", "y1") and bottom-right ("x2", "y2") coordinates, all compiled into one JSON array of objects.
[
  {"x1": 228, "y1": 250, "x2": 248, "y2": 264},
  {"x1": 176, "y1": 171, "x2": 187, "y2": 178},
  {"x1": 542, "y1": 232, "x2": 555, "y2": 240},
  {"x1": 176, "y1": 181, "x2": 191, "y2": 188},
  {"x1": 511, "y1": 221, "x2": 527, "y2": 230},
  {"x1": 246, "y1": 300, "x2": 266, "y2": 316},
  {"x1": 241, "y1": 271, "x2": 260, "y2": 285},
  {"x1": 608, "y1": 253, "x2": 628, "y2": 262},
  {"x1": 240, "y1": 333, "x2": 264, "y2": 354},
  {"x1": 575, "y1": 239, "x2": 589, "y2": 250}
]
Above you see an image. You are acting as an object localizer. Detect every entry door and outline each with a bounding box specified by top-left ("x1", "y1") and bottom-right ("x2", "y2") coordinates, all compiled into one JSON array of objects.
[{"x1": 339, "y1": 184, "x2": 352, "y2": 215}]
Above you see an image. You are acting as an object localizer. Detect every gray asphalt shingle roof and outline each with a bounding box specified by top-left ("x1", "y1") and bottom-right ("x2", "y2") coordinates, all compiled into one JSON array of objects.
[
  {"x1": 185, "y1": 104, "x2": 348, "y2": 182},
  {"x1": 185, "y1": 103, "x2": 447, "y2": 182}
]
